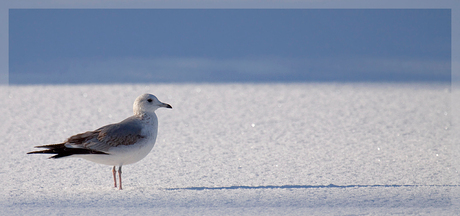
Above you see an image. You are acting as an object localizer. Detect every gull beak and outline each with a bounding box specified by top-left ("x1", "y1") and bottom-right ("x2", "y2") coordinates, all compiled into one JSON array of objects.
[{"x1": 162, "y1": 103, "x2": 172, "y2": 109}]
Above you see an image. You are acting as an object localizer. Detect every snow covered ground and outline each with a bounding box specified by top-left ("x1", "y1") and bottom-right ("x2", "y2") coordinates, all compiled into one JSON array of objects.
[{"x1": 1, "y1": 83, "x2": 458, "y2": 215}]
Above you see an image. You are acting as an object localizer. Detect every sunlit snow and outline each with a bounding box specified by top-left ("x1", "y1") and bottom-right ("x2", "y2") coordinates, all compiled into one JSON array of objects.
[{"x1": 1, "y1": 83, "x2": 458, "y2": 215}]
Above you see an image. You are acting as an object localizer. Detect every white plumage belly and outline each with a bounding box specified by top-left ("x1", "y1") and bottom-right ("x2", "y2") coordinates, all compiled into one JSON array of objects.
[{"x1": 77, "y1": 137, "x2": 156, "y2": 166}]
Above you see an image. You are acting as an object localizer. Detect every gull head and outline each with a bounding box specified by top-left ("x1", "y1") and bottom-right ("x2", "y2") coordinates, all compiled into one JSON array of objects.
[{"x1": 133, "y1": 93, "x2": 172, "y2": 116}]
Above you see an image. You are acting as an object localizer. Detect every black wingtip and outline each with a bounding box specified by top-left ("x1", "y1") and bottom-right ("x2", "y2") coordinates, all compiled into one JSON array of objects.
[
  {"x1": 27, "y1": 144, "x2": 109, "y2": 159},
  {"x1": 27, "y1": 150, "x2": 53, "y2": 155}
]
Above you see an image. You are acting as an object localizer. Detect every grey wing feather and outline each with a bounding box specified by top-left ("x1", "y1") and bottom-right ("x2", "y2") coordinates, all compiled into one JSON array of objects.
[
  {"x1": 66, "y1": 116, "x2": 144, "y2": 152},
  {"x1": 97, "y1": 118, "x2": 144, "y2": 147}
]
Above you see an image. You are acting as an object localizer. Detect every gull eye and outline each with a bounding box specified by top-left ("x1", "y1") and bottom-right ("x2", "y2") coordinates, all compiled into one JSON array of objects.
[{"x1": 147, "y1": 98, "x2": 153, "y2": 103}]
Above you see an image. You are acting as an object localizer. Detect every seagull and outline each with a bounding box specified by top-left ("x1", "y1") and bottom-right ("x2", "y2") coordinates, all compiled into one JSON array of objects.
[{"x1": 27, "y1": 93, "x2": 172, "y2": 190}]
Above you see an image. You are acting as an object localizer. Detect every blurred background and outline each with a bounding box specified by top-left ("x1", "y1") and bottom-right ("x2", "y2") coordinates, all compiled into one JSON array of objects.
[{"x1": 9, "y1": 9, "x2": 451, "y2": 84}]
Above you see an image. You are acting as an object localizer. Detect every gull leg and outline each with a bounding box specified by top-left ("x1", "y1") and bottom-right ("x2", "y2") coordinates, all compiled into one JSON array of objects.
[
  {"x1": 112, "y1": 166, "x2": 117, "y2": 188},
  {"x1": 118, "y1": 166, "x2": 123, "y2": 190}
]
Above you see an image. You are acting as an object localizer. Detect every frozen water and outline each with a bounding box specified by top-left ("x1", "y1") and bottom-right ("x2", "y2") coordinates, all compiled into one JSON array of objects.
[{"x1": 0, "y1": 83, "x2": 458, "y2": 215}]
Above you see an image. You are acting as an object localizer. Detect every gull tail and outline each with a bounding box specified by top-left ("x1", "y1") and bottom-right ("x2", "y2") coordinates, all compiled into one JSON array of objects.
[{"x1": 27, "y1": 143, "x2": 108, "y2": 159}]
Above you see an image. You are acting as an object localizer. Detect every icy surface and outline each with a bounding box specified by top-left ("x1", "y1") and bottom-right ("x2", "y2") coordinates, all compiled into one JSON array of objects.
[{"x1": 1, "y1": 83, "x2": 458, "y2": 215}]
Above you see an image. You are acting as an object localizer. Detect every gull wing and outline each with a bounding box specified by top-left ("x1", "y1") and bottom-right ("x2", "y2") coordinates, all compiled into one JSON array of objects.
[
  {"x1": 28, "y1": 117, "x2": 145, "y2": 158},
  {"x1": 68, "y1": 116, "x2": 145, "y2": 152}
]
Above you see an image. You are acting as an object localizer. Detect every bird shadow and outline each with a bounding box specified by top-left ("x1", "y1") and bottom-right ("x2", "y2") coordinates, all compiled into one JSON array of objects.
[{"x1": 165, "y1": 184, "x2": 458, "y2": 191}]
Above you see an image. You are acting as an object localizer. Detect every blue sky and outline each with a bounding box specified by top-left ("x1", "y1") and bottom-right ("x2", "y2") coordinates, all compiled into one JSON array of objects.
[{"x1": 9, "y1": 9, "x2": 451, "y2": 83}]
